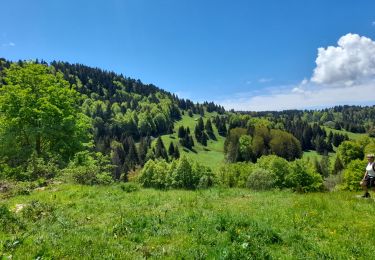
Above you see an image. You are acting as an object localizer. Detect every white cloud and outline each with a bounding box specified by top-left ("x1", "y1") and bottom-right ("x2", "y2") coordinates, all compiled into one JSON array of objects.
[
  {"x1": 258, "y1": 78, "x2": 273, "y2": 83},
  {"x1": 218, "y1": 82, "x2": 375, "y2": 111},
  {"x1": 311, "y1": 33, "x2": 375, "y2": 86},
  {"x1": 218, "y1": 33, "x2": 375, "y2": 111},
  {"x1": 1, "y1": 41, "x2": 15, "y2": 47}
]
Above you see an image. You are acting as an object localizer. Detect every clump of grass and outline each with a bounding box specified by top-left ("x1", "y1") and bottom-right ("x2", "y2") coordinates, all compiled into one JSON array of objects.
[
  {"x1": 324, "y1": 172, "x2": 344, "y2": 191},
  {"x1": 0, "y1": 204, "x2": 24, "y2": 233},
  {"x1": 21, "y1": 200, "x2": 55, "y2": 221},
  {"x1": 119, "y1": 182, "x2": 140, "y2": 193}
]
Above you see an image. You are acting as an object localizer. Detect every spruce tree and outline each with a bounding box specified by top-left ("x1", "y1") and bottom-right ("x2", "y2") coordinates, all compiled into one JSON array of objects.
[
  {"x1": 138, "y1": 137, "x2": 149, "y2": 165},
  {"x1": 178, "y1": 126, "x2": 186, "y2": 138},
  {"x1": 155, "y1": 137, "x2": 168, "y2": 160},
  {"x1": 168, "y1": 142, "x2": 175, "y2": 157},
  {"x1": 110, "y1": 141, "x2": 125, "y2": 180},
  {"x1": 174, "y1": 144, "x2": 180, "y2": 159},
  {"x1": 332, "y1": 156, "x2": 344, "y2": 175},
  {"x1": 205, "y1": 118, "x2": 215, "y2": 140}
]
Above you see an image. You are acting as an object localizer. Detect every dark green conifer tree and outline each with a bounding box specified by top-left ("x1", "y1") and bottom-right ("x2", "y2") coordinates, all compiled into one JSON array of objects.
[
  {"x1": 174, "y1": 144, "x2": 180, "y2": 159},
  {"x1": 168, "y1": 142, "x2": 175, "y2": 157},
  {"x1": 155, "y1": 137, "x2": 168, "y2": 160}
]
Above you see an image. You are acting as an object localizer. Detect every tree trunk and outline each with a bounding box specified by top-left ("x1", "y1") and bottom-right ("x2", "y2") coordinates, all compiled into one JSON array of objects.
[{"x1": 36, "y1": 134, "x2": 41, "y2": 156}]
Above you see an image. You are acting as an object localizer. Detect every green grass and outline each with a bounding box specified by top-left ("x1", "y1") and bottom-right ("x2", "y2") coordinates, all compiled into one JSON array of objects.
[
  {"x1": 322, "y1": 126, "x2": 368, "y2": 141},
  {"x1": 161, "y1": 112, "x2": 225, "y2": 171},
  {"x1": 2, "y1": 183, "x2": 375, "y2": 259},
  {"x1": 303, "y1": 150, "x2": 336, "y2": 162}
]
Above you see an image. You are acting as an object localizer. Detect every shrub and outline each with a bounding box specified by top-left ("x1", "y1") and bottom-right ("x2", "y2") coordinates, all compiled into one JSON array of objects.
[
  {"x1": 63, "y1": 151, "x2": 113, "y2": 185},
  {"x1": 342, "y1": 159, "x2": 366, "y2": 191},
  {"x1": 285, "y1": 159, "x2": 323, "y2": 192},
  {"x1": 324, "y1": 172, "x2": 344, "y2": 191},
  {"x1": 120, "y1": 183, "x2": 140, "y2": 193},
  {"x1": 256, "y1": 155, "x2": 291, "y2": 188},
  {"x1": 0, "y1": 164, "x2": 28, "y2": 181},
  {"x1": 138, "y1": 159, "x2": 170, "y2": 189},
  {"x1": 0, "y1": 204, "x2": 24, "y2": 233},
  {"x1": 21, "y1": 200, "x2": 55, "y2": 221},
  {"x1": 246, "y1": 168, "x2": 277, "y2": 190},
  {"x1": 194, "y1": 162, "x2": 216, "y2": 189},
  {"x1": 337, "y1": 141, "x2": 364, "y2": 166},
  {"x1": 218, "y1": 162, "x2": 255, "y2": 188},
  {"x1": 138, "y1": 156, "x2": 214, "y2": 190},
  {"x1": 25, "y1": 152, "x2": 59, "y2": 180}
]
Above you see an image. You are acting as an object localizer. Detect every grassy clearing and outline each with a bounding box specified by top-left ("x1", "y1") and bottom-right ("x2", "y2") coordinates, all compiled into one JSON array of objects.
[
  {"x1": 161, "y1": 112, "x2": 225, "y2": 171},
  {"x1": 1, "y1": 183, "x2": 375, "y2": 259},
  {"x1": 322, "y1": 126, "x2": 368, "y2": 141},
  {"x1": 303, "y1": 150, "x2": 337, "y2": 164}
]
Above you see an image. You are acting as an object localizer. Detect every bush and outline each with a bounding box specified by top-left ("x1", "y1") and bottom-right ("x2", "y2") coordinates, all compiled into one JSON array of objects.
[
  {"x1": 337, "y1": 141, "x2": 364, "y2": 166},
  {"x1": 21, "y1": 200, "x2": 55, "y2": 221},
  {"x1": 63, "y1": 151, "x2": 113, "y2": 185},
  {"x1": 323, "y1": 172, "x2": 344, "y2": 191},
  {"x1": 25, "y1": 152, "x2": 59, "y2": 180},
  {"x1": 218, "y1": 162, "x2": 255, "y2": 188},
  {"x1": 0, "y1": 152, "x2": 60, "y2": 182},
  {"x1": 285, "y1": 159, "x2": 323, "y2": 192},
  {"x1": 138, "y1": 159, "x2": 170, "y2": 189},
  {"x1": 194, "y1": 163, "x2": 216, "y2": 189},
  {"x1": 120, "y1": 183, "x2": 140, "y2": 193},
  {"x1": 246, "y1": 168, "x2": 277, "y2": 190},
  {"x1": 0, "y1": 164, "x2": 28, "y2": 181},
  {"x1": 0, "y1": 204, "x2": 24, "y2": 233},
  {"x1": 138, "y1": 156, "x2": 215, "y2": 190},
  {"x1": 256, "y1": 155, "x2": 291, "y2": 188},
  {"x1": 342, "y1": 159, "x2": 366, "y2": 191}
]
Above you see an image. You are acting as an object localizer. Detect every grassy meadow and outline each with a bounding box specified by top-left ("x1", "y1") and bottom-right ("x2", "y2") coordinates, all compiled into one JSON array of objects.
[
  {"x1": 1, "y1": 183, "x2": 375, "y2": 259},
  {"x1": 322, "y1": 126, "x2": 368, "y2": 141},
  {"x1": 161, "y1": 112, "x2": 226, "y2": 171}
]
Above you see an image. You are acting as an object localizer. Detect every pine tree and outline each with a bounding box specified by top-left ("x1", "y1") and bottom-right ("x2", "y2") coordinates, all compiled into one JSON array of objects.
[
  {"x1": 138, "y1": 137, "x2": 149, "y2": 165},
  {"x1": 168, "y1": 142, "x2": 175, "y2": 157},
  {"x1": 121, "y1": 136, "x2": 138, "y2": 171},
  {"x1": 178, "y1": 126, "x2": 186, "y2": 138},
  {"x1": 189, "y1": 136, "x2": 194, "y2": 148},
  {"x1": 155, "y1": 137, "x2": 168, "y2": 160},
  {"x1": 197, "y1": 117, "x2": 204, "y2": 131},
  {"x1": 332, "y1": 156, "x2": 344, "y2": 175},
  {"x1": 174, "y1": 144, "x2": 180, "y2": 159},
  {"x1": 110, "y1": 141, "x2": 125, "y2": 180},
  {"x1": 205, "y1": 118, "x2": 216, "y2": 140}
]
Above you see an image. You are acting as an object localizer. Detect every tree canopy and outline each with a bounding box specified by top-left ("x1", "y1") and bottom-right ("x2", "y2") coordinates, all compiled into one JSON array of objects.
[{"x1": 0, "y1": 63, "x2": 91, "y2": 167}]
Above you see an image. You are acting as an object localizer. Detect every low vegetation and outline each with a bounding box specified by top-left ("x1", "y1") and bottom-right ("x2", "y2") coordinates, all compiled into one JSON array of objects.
[{"x1": 1, "y1": 184, "x2": 375, "y2": 259}]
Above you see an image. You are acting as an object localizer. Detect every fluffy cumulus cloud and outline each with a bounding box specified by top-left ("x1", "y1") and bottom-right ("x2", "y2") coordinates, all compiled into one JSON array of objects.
[
  {"x1": 311, "y1": 33, "x2": 375, "y2": 86},
  {"x1": 218, "y1": 33, "x2": 375, "y2": 111}
]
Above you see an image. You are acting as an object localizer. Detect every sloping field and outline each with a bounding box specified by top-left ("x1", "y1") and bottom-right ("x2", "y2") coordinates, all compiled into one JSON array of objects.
[{"x1": 1, "y1": 184, "x2": 375, "y2": 259}]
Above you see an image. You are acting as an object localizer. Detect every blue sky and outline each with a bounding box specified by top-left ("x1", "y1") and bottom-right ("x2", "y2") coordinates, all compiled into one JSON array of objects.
[{"x1": 1, "y1": 0, "x2": 375, "y2": 111}]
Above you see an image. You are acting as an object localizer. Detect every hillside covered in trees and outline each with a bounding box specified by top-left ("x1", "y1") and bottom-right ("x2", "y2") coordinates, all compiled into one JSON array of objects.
[
  {"x1": 0, "y1": 59, "x2": 225, "y2": 181},
  {"x1": 0, "y1": 58, "x2": 374, "y2": 190}
]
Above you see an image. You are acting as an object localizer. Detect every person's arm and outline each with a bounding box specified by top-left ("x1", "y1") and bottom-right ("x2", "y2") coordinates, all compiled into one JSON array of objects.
[{"x1": 363, "y1": 169, "x2": 368, "y2": 181}]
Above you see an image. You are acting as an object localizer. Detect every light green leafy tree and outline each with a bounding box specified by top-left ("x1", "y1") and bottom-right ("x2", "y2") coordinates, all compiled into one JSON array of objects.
[
  {"x1": 337, "y1": 141, "x2": 364, "y2": 166},
  {"x1": 343, "y1": 159, "x2": 366, "y2": 191},
  {"x1": 0, "y1": 63, "x2": 91, "y2": 167}
]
